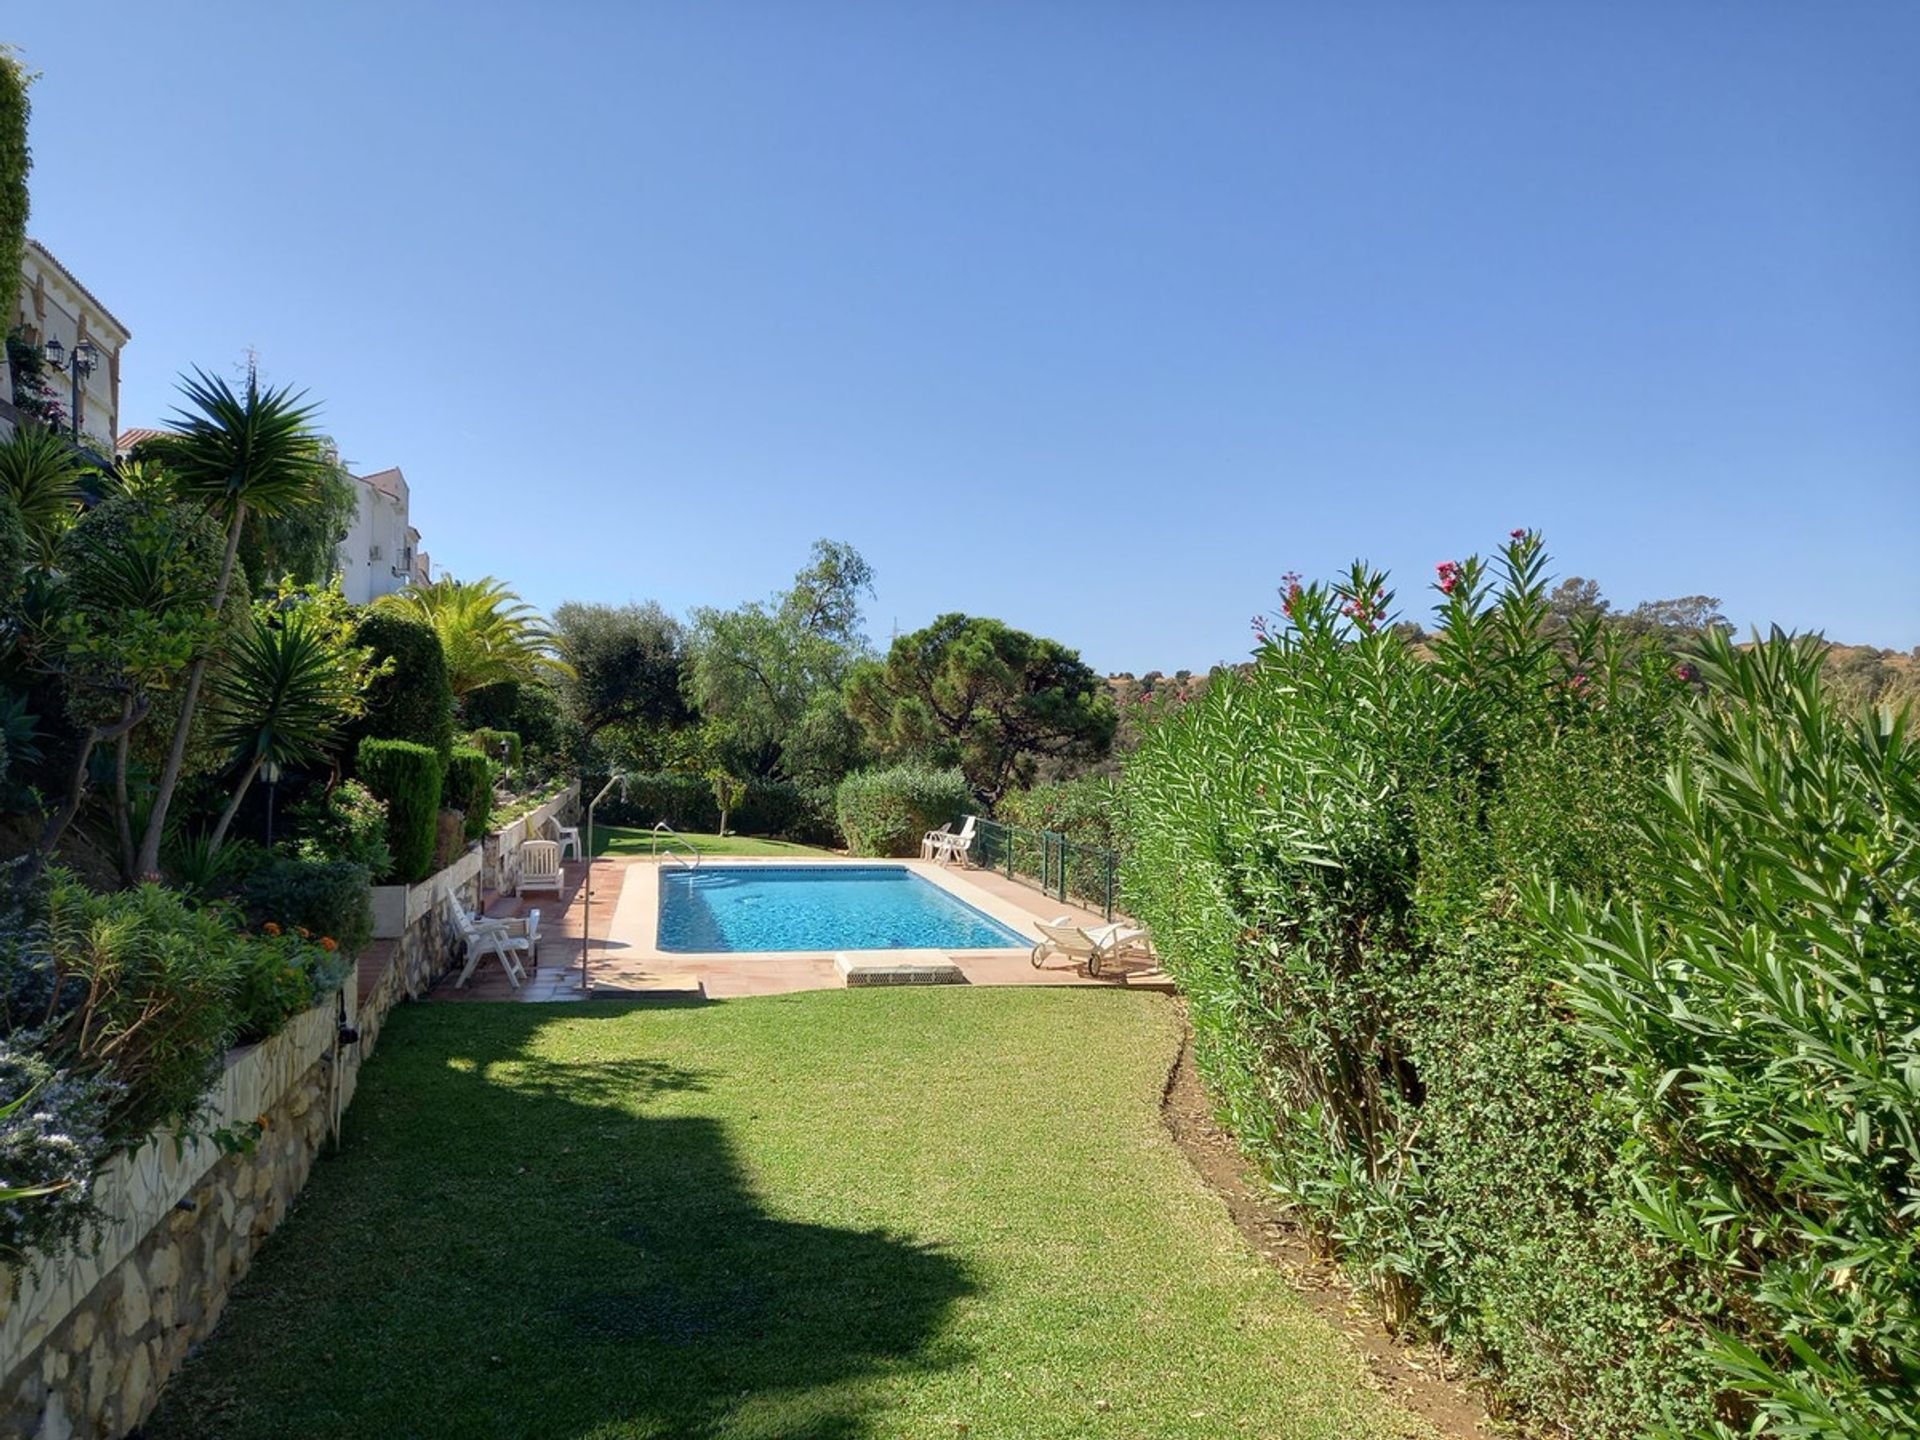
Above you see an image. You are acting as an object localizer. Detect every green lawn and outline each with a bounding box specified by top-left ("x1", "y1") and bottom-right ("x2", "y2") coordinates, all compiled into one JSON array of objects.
[
  {"x1": 589, "y1": 825, "x2": 833, "y2": 859},
  {"x1": 146, "y1": 991, "x2": 1431, "y2": 1440}
]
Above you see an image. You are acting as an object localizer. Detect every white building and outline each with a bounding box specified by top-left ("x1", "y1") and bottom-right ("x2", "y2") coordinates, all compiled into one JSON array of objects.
[
  {"x1": 9, "y1": 239, "x2": 131, "y2": 451},
  {"x1": 338, "y1": 466, "x2": 430, "y2": 604}
]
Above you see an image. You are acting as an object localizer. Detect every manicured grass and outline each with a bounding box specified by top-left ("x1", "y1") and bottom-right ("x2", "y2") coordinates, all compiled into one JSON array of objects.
[
  {"x1": 589, "y1": 825, "x2": 833, "y2": 859},
  {"x1": 146, "y1": 992, "x2": 1431, "y2": 1440}
]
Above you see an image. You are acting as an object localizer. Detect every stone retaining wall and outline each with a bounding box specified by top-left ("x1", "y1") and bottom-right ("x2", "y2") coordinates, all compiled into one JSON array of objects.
[{"x1": 0, "y1": 841, "x2": 479, "y2": 1437}]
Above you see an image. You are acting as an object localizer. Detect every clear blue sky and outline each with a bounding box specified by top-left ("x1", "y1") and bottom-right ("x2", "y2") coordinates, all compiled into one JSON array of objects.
[{"x1": 13, "y1": 3, "x2": 1918, "y2": 671}]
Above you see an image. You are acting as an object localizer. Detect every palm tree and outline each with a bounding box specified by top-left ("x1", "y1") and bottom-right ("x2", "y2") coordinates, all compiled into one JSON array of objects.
[
  {"x1": 204, "y1": 611, "x2": 358, "y2": 854},
  {"x1": 133, "y1": 367, "x2": 332, "y2": 877},
  {"x1": 0, "y1": 425, "x2": 94, "y2": 569},
  {"x1": 374, "y1": 575, "x2": 569, "y2": 701}
]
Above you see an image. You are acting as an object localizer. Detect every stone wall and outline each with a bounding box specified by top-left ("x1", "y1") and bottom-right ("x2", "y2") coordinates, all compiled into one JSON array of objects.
[
  {"x1": 0, "y1": 795, "x2": 570, "y2": 1439},
  {"x1": 0, "y1": 1017, "x2": 341, "y2": 1438}
]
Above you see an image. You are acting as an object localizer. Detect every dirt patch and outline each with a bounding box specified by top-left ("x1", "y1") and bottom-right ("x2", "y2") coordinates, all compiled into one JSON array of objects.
[{"x1": 1160, "y1": 1024, "x2": 1497, "y2": 1438}]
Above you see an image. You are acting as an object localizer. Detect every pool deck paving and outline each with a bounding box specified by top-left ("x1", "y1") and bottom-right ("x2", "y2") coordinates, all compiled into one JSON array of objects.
[{"x1": 428, "y1": 854, "x2": 1170, "y2": 1003}]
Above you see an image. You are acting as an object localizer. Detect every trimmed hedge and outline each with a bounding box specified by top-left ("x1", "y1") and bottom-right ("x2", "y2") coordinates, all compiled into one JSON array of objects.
[
  {"x1": 356, "y1": 737, "x2": 445, "y2": 883},
  {"x1": 835, "y1": 764, "x2": 970, "y2": 857},
  {"x1": 443, "y1": 746, "x2": 494, "y2": 841},
  {"x1": 349, "y1": 612, "x2": 454, "y2": 758},
  {"x1": 592, "y1": 773, "x2": 835, "y2": 843}
]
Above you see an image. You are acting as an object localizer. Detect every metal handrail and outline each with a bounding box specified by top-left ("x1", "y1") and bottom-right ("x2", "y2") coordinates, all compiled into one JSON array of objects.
[{"x1": 650, "y1": 821, "x2": 702, "y2": 871}]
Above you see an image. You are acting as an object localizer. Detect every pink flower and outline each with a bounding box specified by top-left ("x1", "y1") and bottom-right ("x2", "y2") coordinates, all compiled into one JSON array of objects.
[{"x1": 1510, "y1": 528, "x2": 1527, "y2": 540}]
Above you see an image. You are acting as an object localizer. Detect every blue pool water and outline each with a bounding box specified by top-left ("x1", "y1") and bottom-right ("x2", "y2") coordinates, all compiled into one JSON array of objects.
[{"x1": 658, "y1": 865, "x2": 1028, "y2": 953}]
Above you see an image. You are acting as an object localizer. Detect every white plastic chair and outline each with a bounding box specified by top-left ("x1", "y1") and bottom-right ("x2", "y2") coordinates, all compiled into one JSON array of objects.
[
  {"x1": 447, "y1": 899, "x2": 538, "y2": 989},
  {"x1": 1029, "y1": 915, "x2": 1152, "y2": 977},
  {"x1": 518, "y1": 839, "x2": 564, "y2": 897},
  {"x1": 920, "y1": 823, "x2": 953, "y2": 859},
  {"x1": 931, "y1": 815, "x2": 977, "y2": 866},
  {"x1": 545, "y1": 815, "x2": 582, "y2": 861}
]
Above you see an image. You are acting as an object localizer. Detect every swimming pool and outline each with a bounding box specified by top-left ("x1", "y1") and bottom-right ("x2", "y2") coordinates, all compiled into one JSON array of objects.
[{"x1": 657, "y1": 865, "x2": 1029, "y2": 953}]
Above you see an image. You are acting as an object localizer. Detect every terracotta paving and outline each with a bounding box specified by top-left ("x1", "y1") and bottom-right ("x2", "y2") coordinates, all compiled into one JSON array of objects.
[{"x1": 425, "y1": 854, "x2": 1169, "y2": 1004}]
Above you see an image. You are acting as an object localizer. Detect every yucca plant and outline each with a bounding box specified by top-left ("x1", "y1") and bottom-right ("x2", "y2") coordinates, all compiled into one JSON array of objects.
[
  {"x1": 204, "y1": 610, "x2": 360, "y2": 854},
  {"x1": 133, "y1": 367, "x2": 332, "y2": 877},
  {"x1": 374, "y1": 574, "x2": 567, "y2": 699},
  {"x1": 0, "y1": 424, "x2": 94, "y2": 569}
]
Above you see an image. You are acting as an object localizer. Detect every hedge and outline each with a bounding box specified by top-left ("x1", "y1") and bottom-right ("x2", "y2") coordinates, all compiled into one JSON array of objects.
[
  {"x1": 1124, "y1": 534, "x2": 1920, "y2": 1438},
  {"x1": 443, "y1": 746, "x2": 494, "y2": 841},
  {"x1": 349, "y1": 612, "x2": 454, "y2": 758},
  {"x1": 355, "y1": 737, "x2": 445, "y2": 883},
  {"x1": 0, "y1": 52, "x2": 27, "y2": 336},
  {"x1": 834, "y1": 764, "x2": 970, "y2": 857},
  {"x1": 591, "y1": 773, "x2": 836, "y2": 843}
]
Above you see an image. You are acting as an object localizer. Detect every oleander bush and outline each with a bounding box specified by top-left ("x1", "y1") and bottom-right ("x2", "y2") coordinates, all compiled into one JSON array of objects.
[
  {"x1": 1533, "y1": 631, "x2": 1920, "y2": 1440},
  {"x1": 996, "y1": 774, "x2": 1123, "y2": 850},
  {"x1": 356, "y1": 737, "x2": 445, "y2": 883},
  {"x1": 442, "y1": 745, "x2": 494, "y2": 841},
  {"x1": 1125, "y1": 532, "x2": 1920, "y2": 1437},
  {"x1": 835, "y1": 764, "x2": 970, "y2": 857},
  {"x1": 1124, "y1": 534, "x2": 1722, "y2": 1435}
]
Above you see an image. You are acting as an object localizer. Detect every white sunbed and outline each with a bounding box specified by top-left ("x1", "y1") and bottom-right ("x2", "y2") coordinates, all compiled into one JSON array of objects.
[{"x1": 1029, "y1": 915, "x2": 1152, "y2": 978}]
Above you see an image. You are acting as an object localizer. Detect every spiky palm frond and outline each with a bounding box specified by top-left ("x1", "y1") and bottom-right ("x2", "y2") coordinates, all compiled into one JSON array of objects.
[
  {"x1": 210, "y1": 611, "x2": 357, "y2": 771},
  {"x1": 374, "y1": 575, "x2": 570, "y2": 698},
  {"x1": 0, "y1": 424, "x2": 94, "y2": 568},
  {"x1": 146, "y1": 368, "x2": 330, "y2": 521}
]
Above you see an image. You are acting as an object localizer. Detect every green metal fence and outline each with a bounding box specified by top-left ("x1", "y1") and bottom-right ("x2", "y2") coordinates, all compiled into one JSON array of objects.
[{"x1": 971, "y1": 816, "x2": 1121, "y2": 921}]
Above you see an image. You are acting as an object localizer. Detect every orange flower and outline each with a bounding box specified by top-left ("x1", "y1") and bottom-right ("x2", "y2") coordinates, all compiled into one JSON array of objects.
[
  {"x1": 296, "y1": 927, "x2": 312, "y2": 939},
  {"x1": 262, "y1": 922, "x2": 282, "y2": 936},
  {"x1": 320, "y1": 936, "x2": 338, "y2": 952}
]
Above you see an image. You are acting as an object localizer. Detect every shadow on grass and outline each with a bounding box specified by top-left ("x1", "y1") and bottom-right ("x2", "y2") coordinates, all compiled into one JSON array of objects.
[{"x1": 140, "y1": 1002, "x2": 974, "y2": 1440}]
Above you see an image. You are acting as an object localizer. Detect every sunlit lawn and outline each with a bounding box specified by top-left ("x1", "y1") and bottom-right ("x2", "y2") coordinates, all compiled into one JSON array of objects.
[
  {"x1": 146, "y1": 990, "x2": 1430, "y2": 1440},
  {"x1": 589, "y1": 825, "x2": 833, "y2": 859}
]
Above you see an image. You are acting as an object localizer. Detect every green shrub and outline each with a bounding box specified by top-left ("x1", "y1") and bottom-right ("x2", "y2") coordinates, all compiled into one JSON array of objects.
[
  {"x1": 15, "y1": 877, "x2": 242, "y2": 1141},
  {"x1": 443, "y1": 746, "x2": 494, "y2": 841},
  {"x1": 1534, "y1": 632, "x2": 1920, "y2": 1440},
  {"x1": 348, "y1": 612, "x2": 454, "y2": 757},
  {"x1": 289, "y1": 779, "x2": 391, "y2": 874},
  {"x1": 1123, "y1": 535, "x2": 1718, "y2": 1435},
  {"x1": 835, "y1": 764, "x2": 970, "y2": 857},
  {"x1": 240, "y1": 857, "x2": 373, "y2": 958},
  {"x1": 355, "y1": 737, "x2": 445, "y2": 883},
  {"x1": 468, "y1": 727, "x2": 522, "y2": 770},
  {"x1": 997, "y1": 775, "x2": 1122, "y2": 849},
  {"x1": 228, "y1": 928, "x2": 352, "y2": 1046}
]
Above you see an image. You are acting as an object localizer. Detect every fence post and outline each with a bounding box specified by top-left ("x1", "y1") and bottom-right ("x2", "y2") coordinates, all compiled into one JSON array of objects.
[
  {"x1": 1056, "y1": 835, "x2": 1067, "y2": 903},
  {"x1": 1103, "y1": 854, "x2": 1114, "y2": 921}
]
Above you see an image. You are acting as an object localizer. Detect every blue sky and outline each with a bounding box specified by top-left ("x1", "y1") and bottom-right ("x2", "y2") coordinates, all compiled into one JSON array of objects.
[{"x1": 13, "y1": 3, "x2": 1918, "y2": 671}]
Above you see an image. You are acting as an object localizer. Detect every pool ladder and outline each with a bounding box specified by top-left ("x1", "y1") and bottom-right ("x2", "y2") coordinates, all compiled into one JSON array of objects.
[{"x1": 650, "y1": 821, "x2": 702, "y2": 871}]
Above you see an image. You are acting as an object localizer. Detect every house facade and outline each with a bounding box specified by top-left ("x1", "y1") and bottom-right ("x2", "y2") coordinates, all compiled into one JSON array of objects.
[
  {"x1": 338, "y1": 466, "x2": 430, "y2": 604},
  {"x1": 9, "y1": 239, "x2": 131, "y2": 451}
]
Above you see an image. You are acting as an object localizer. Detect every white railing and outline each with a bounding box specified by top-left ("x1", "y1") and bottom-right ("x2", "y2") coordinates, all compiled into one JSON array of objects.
[{"x1": 650, "y1": 821, "x2": 702, "y2": 870}]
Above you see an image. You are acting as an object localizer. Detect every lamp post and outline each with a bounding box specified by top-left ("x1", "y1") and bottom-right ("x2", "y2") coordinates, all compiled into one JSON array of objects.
[
  {"x1": 260, "y1": 759, "x2": 283, "y2": 851},
  {"x1": 39, "y1": 337, "x2": 98, "y2": 442},
  {"x1": 578, "y1": 774, "x2": 628, "y2": 995}
]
